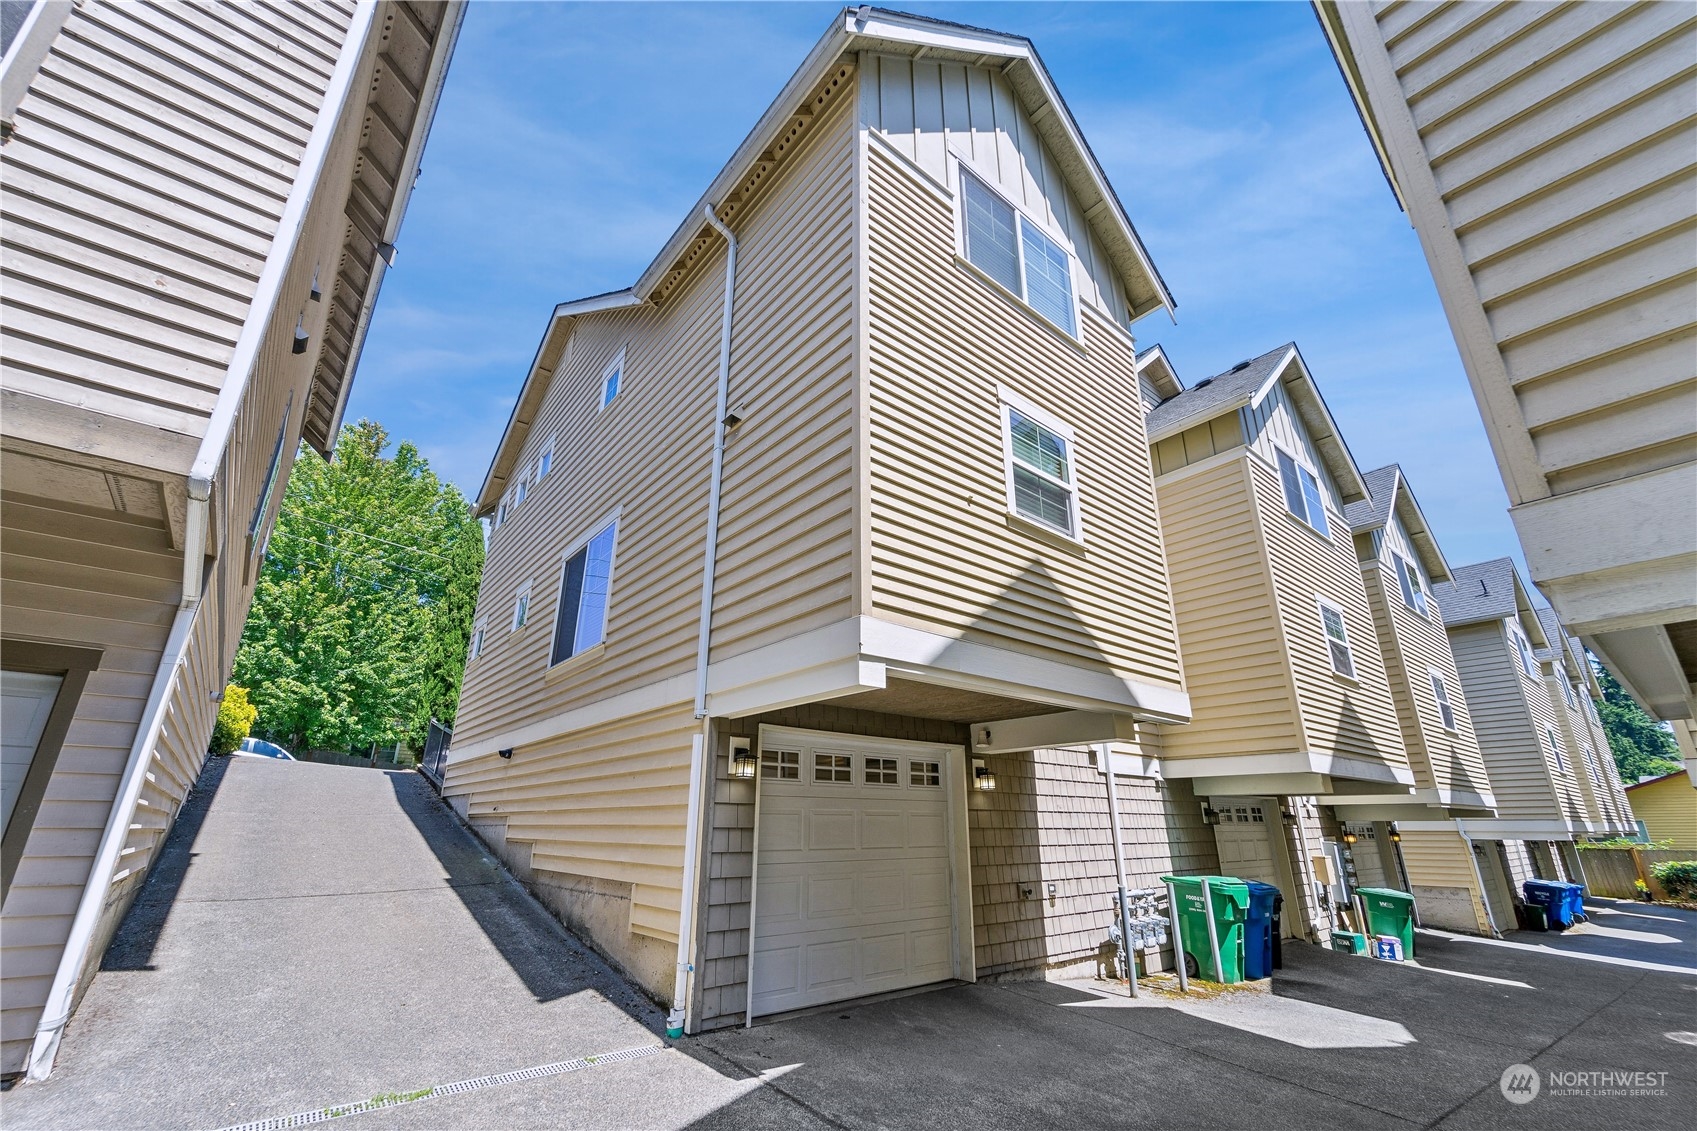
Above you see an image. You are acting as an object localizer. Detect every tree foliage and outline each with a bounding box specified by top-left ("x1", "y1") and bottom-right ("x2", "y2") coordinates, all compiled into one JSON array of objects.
[
  {"x1": 209, "y1": 684, "x2": 258, "y2": 755},
  {"x1": 1592, "y1": 661, "x2": 1683, "y2": 783},
  {"x1": 232, "y1": 420, "x2": 485, "y2": 753}
]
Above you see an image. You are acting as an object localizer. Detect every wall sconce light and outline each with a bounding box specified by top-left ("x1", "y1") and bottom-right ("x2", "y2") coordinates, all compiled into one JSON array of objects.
[
  {"x1": 729, "y1": 738, "x2": 756, "y2": 780},
  {"x1": 497, "y1": 748, "x2": 514, "y2": 760},
  {"x1": 1388, "y1": 826, "x2": 1402, "y2": 844},
  {"x1": 1200, "y1": 804, "x2": 1220, "y2": 826},
  {"x1": 1342, "y1": 830, "x2": 1358, "y2": 846},
  {"x1": 971, "y1": 757, "x2": 997, "y2": 791},
  {"x1": 291, "y1": 315, "x2": 310, "y2": 355}
]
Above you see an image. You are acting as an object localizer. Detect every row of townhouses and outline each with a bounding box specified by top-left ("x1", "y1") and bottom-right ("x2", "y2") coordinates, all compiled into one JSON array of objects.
[{"x1": 437, "y1": 9, "x2": 1636, "y2": 1038}]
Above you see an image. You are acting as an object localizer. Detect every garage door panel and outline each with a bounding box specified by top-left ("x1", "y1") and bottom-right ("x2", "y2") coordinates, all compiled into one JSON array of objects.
[{"x1": 752, "y1": 731, "x2": 960, "y2": 1016}]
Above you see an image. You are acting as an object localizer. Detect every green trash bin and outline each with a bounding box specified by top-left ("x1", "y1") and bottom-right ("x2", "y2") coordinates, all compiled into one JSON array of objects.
[
  {"x1": 1355, "y1": 887, "x2": 1416, "y2": 959},
  {"x1": 1331, "y1": 931, "x2": 1368, "y2": 955},
  {"x1": 1161, "y1": 875, "x2": 1250, "y2": 983}
]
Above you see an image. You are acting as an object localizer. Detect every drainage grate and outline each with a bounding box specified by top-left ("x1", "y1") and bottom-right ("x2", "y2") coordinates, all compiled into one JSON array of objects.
[{"x1": 216, "y1": 1043, "x2": 666, "y2": 1131}]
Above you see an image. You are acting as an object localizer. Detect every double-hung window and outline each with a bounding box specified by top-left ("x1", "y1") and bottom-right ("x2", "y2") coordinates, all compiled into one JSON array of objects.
[
  {"x1": 1394, "y1": 553, "x2": 1428, "y2": 616},
  {"x1": 550, "y1": 519, "x2": 618, "y2": 666},
  {"x1": 600, "y1": 350, "x2": 623, "y2": 410},
  {"x1": 537, "y1": 437, "x2": 555, "y2": 480},
  {"x1": 1275, "y1": 449, "x2": 1330, "y2": 537},
  {"x1": 1510, "y1": 624, "x2": 1537, "y2": 677},
  {"x1": 1430, "y1": 669, "x2": 1457, "y2": 731},
  {"x1": 511, "y1": 582, "x2": 531, "y2": 632},
  {"x1": 999, "y1": 388, "x2": 1081, "y2": 539},
  {"x1": 468, "y1": 619, "x2": 486, "y2": 662},
  {"x1": 1317, "y1": 598, "x2": 1356, "y2": 678},
  {"x1": 1559, "y1": 677, "x2": 1576, "y2": 709},
  {"x1": 961, "y1": 169, "x2": 1077, "y2": 336},
  {"x1": 1546, "y1": 727, "x2": 1569, "y2": 774}
]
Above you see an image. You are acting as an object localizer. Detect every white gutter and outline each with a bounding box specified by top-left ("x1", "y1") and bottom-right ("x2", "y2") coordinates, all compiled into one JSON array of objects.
[
  {"x1": 667, "y1": 202, "x2": 738, "y2": 1040},
  {"x1": 324, "y1": 0, "x2": 468, "y2": 445},
  {"x1": 23, "y1": 2, "x2": 386, "y2": 1081}
]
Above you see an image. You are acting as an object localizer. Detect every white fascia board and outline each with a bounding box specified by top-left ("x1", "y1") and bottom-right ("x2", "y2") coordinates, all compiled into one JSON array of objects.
[
  {"x1": 1096, "y1": 747, "x2": 1162, "y2": 780},
  {"x1": 1191, "y1": 772, "x2": 1330, "y2": 797},
  {"x1": 1273, "y1": 346, "x2": 1371, "y2": 503},
  {"x1": 967, "y1": 710, "x2": 1140, "y2": 754},
  {"x1": 1162, "y1": 750, "x2": 1415, "y2": 787},
  {"x1": 1450, "y1": 818, "x2": 1586, "y2": 840}
]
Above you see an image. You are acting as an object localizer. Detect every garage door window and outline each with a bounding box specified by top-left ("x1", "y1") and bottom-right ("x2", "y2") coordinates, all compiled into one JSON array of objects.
[
  {"x1": 761, "y1": 749, "x2": 799, "y2": 780},
  {"x1": 814, "y1": 753, "x2": 852, "y2": 783},
  {"x1": 909, "y1": 760, "x2": 941, "y2": 787},
  {"x1": 865, "y1": 756, "x2": 899, "y2": 785}
]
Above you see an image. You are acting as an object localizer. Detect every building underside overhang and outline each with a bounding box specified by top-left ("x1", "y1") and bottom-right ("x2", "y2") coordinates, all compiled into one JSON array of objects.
[{"x1": 1161, "y1": 750, "x2": 1416, "y2": 800}]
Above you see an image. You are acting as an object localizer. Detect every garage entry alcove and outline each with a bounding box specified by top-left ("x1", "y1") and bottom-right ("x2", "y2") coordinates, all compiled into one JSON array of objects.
[{"x1": 748, "y1": 726, "x2": 974, "y2": 1018}]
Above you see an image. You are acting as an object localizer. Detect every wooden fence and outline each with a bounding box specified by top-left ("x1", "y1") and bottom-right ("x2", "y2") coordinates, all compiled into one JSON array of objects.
[{"x1": 1577, "y1": 847, "x2": 1697, "y2": 899}]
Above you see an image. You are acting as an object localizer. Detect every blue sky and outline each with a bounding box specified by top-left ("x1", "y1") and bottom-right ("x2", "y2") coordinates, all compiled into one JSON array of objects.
[{"x1": 348, "y1": 0, "x2": 1523, "y2": 572}]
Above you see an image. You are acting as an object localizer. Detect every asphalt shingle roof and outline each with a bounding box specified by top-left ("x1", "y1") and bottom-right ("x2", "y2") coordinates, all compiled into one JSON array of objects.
[
  {"x1": 1343, "y1": 464, "x2": 1402, "y2": 534},
  {"x1": 1145, "y1": 342, "x2": 1294, "y2": 437},
  {"x1": 1432, "y1": 557, "x2": 1519, "y2": 627}
]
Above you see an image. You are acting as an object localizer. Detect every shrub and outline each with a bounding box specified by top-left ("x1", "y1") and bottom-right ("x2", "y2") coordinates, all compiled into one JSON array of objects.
[
  {"x1": 209, "y1": 685, "x2": 258, "y2": 755},
  {"x1": 1649, "y1": 860, "x2": 1697, "y2": 901},
  {"x1": 1579, "y1": 836, "x2": 1670, "y2": 850}
]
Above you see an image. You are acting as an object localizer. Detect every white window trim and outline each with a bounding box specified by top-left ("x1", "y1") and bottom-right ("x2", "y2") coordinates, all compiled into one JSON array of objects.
[
  {"x1": 547, "y1": 505, "x2": 623, "y2": 671},
  {"x1": 1393, "y1": 551, "x2": 1428, "y2": 616},
  {"x1": 951, "y1": 158, "x2": 1084, "y2": 342},
  {"x1": 599, "y1": 347, "x2": 625, "y2": 412},
  {"x1": 511, "y1": 580, "x2": 532, "y2": 633},
  {"x1": 1316, "y1": 595, "x2": 1357, "y2": 680},
  {"x1": 1509, "y1": 622, "x2": 1536, "y2": 678},
  {"x1": 468, "y1": 618, "x2": 486, "y2": 662},
  {"x1": 1428, "y1": 667, "x2": 1457, "y2": 732},
  {"x1": 1546, "y1": 727, "x2": 1569, "y2": 774},
  {"x1": 1272, "y1": 442, "x2": 1332, "y2": 540},
  {"x1": 537, "y1": 433, "x2": 556, "y2": 480},
  {"x1": 996, "y1": 383, "x2": 1086, "y2": 544}
]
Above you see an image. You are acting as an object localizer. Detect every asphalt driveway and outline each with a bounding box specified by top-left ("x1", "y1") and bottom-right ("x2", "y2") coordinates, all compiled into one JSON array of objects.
[{"x1": 3, "y1": 756, "x2": 1691, "y2": 1130}]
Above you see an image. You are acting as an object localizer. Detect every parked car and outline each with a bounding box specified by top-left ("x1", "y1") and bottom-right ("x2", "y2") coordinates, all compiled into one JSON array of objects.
[{"x1": 235, "y1": 738, "x2": 295, "y2": 761}]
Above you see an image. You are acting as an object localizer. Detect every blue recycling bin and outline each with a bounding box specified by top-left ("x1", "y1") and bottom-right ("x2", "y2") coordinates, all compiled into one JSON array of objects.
[
  {"x1": 1523, "y1": 879, "x2": 1581, "y2": 930},
  {"x1": 1242, "y1": 881, "x2": 1282, "y2": 980},
  {"x1": 1559, "y1": 881, "x2": 1587, "y2": 925}
]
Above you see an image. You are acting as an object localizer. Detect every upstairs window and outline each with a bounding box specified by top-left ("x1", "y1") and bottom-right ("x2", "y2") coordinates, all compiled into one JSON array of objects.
[
  {"x1": 600, "y1": 350, "x2": 623, "y2": 410},
  {"x1": 550, "y1": 519, "x2": 618, "y2": 666},
  {"x1": 1393, "y1": 553, "x2": 1428, "y2": 616},
  {"x1": 511, "y1": 582, "x2": 532, "y2": 632},
  {"x1": 999, "y1": 389, "x2": 1081, "y2": 539},
  {"x1": 514, "y1": 472, "x2": 528, "y2": 507},
  {"x1": 961, "y1": 170, "x2": 1076, "y2": 335},
  {"x1": 1276, "y1": 449, "x2": 1330, "y2": 538},
  {"x1": 468, "y1": 619, "x2": 486, "y2": 662},
  {"x1": 538, "y1": 436, "x2": 555, "y2": 480},
  {"x1": 1510, "y1": 623, "x2": 1537, "y2": 677},
  {"x1": 1317, "y1": 598, "x2": 1356, "y2": 678},
  {"x1": 1582, "y1": 744, "x2": 1603, "y2": 788},
  {"x1": 1560, "y1": 677, "x2": 1576, "y2": 709},
  {"x1": 1546, "y1": 727, "x2": 1569, "y2": 774},
  {"x1": 1430, "y1": 670, "x2": 1456, "y2": 731}
]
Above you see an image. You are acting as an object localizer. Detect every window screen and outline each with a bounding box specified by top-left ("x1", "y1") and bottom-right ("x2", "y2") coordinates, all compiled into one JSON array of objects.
[{"x1": 551, "y1": 522, "x2": 617, "y2": 665}]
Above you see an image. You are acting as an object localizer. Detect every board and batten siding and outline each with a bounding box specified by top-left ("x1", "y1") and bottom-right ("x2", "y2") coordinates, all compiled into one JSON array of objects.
[
  {"x1": 1247, "y1": 457, "x2": 1407, "y2": 770},
  {"x1": 860, "y1": 52, "x2": 1133, "y2": 329},
  {"x1": 1340, "y1": 1, "x2": 1697, "y2": 496},
  {"x1": 863, "y1": 140, "x2": 1183, "y2": 693},
  {"x1": 0, "y1": 0, "x2": 353, "y2": 477},
  {"x1": 1360, "y1": 559, "x2": 1490, "y2": 801},
  {"x1": 1447, "y1": 622, "x2": 1571, "y2": 822},
  {"x1": 445, "y1": 91, "x2": 859, "y2": 962},
  {"x1": 1150, "y1": 458, "x2": 1299, "y2": 760}
]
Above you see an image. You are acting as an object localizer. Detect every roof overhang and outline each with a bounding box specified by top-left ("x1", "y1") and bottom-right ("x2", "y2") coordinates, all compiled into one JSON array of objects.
[
  {"x1": 1135, "y1": 345, "x2": 1183, "y2": 401},
  {"x1": 1387, "y1": 471, "x2": 1453, "y2": 583}
]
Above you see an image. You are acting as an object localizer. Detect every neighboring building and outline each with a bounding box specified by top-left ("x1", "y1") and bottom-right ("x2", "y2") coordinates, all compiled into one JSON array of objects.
[
  {"x1": 1533, "y1": 609, "x2": 1636, "y2": 838},
  {"x1": 0, "y1": 0, "x2": 463, "y2": 1080},
  {"x1": 447, "y1": 8, "x2": 1213, "y2": 1036},
  {"x1": 1626, "y1": 769, "x2": 1697, "y2": 852},
  {"x1": 1341, "y1": 464, "x2": 1496, "y2": 935},
  {"x1": 1431, "y1": 559, "x2": 1605, "y2": 927},
  {"x1": 1141, "y1": 343, "x2": 1437, "y2": 944},
  {"x1": 1316, "y1": 2, "x2": 1697, "y2": 736}
]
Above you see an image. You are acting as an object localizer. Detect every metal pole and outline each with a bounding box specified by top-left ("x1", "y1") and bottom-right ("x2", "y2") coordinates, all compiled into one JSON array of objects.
[
  {"x1": 1164, "y1": 879, "x2": 1188, "y2": 993},
  {"x1": 1100, "y1": 744, "x2": 1137, "y2": 998},
  {"x1": 1200, "y1": 877, "x2": 1224, "y2": 983}
]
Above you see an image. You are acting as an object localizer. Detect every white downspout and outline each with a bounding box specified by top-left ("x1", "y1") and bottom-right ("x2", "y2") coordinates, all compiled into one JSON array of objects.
[{"x1": 668, "y1": 202, "x2": 737, "y2": 1039}]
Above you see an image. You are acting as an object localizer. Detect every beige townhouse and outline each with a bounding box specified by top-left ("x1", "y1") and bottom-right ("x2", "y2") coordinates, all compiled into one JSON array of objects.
[
  {"x1": 0, "y1": 0, "x2": 462, "y2": 1080},
  {"x1": 446, "y1": 7, "x2": 1221, "y2": 1036},
  {"x1": 1139, "y1": 343, "x2": 1428, "y2": 944},
  {"x1": 1316, "y1": 2, "x2": 1697, "y2": 738},
  {"x1": 1430, "y1": 559, "x2": 1621, "y2": 928},
  {"x1": 1338, "y1": 464, "x2": 1497, "y2": 935},
  {"x1": 1533, "y1": 609, "x2": 1636, "y2": 840}
]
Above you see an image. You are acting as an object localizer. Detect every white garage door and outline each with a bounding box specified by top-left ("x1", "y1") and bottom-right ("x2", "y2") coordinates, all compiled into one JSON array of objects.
[{"x1": 750, "y1": 730, "x2": 960, "y2": 1017}]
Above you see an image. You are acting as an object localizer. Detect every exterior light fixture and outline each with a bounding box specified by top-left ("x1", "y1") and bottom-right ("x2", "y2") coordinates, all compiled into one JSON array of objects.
[
  {"x1": 1342, "y1": 830, "x2": 1358, "y2": 846},
  {"x1": 1200, "y1": 804, "x2": 1220, "y2": 826},
  {"x1": 1388, "y1": 826, "x2": 1402, "y2": 844},
  {"x1": 729, "y1": 738, "x2": 756, "y2": 780},
  {"x1": 971, "y1": 757, "x2": 997, "y2": 792},
  {"x1": 497, "y1": 747, "x2": 514, "y2": 760}
]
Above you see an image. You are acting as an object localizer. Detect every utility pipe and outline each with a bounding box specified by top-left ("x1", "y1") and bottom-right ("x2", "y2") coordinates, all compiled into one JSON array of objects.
[
  {"x1": 668, "y1": 202, "x2": 738, "y2": 1039},
  {"x1": 1099, "y1": 744, "x2": 1137, "y2": 997}
]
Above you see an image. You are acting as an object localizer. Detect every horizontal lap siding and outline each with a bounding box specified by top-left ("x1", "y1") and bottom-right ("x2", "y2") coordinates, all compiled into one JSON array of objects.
[
  {"x1": 1628, "y1": 778, "x2": 1697, "y2": 850},
  {"x1": 451, "y1": 96, "x2": 858, "y2": 759},
  {"x1": 864, "y1": 145, "x2": 1182, "y2": 691},
  {"x1": 1374, "y1": 1, "x2": 1697, "y2": 494},
  {"x1": 1152, "y1": 460, "x2": 1298, "y2": 759},
  {"x1": 0, "y1": 0, "x2": 349, "y2": 473},
  {"x1": 1365, "y1": 568, "x2": 1491, "y2": 799},
  {"x1": 1396, "y1": 826, "x2": 1492, "y2": 935},
  {"x1": 1249, "y1": 460, "x2": 1406, "y2": 768},
  {"x1": 1447, "y1": 623, "x2": 1562, "y2": 820},
  {"x1": 1546, "y1": 672, "x2": 1611, "y2": 830}
]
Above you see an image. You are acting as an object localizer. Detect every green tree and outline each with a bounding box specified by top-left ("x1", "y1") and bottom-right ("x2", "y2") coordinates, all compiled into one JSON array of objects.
[
  {"x1": 1592, "y1": 661, "x2": 1683, "y2": 783},
  {"x1": 208, "y1": 684, "x2": 258, "y2": 755},
  {"x1": 232, "y1": 420, "x2": 484, "y2": 753}
]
